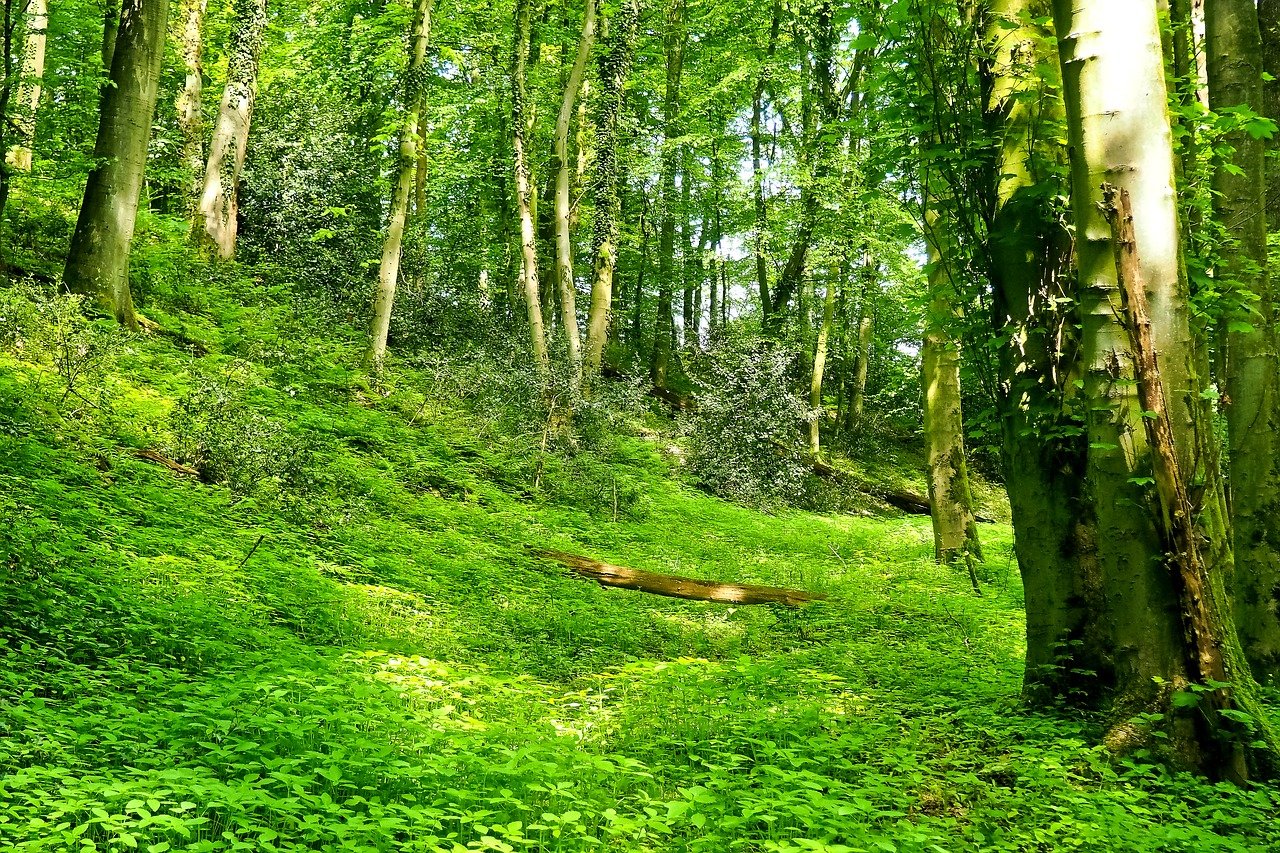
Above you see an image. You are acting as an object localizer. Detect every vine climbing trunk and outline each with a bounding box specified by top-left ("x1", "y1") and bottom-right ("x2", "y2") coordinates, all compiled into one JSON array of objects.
[
  {"x1": 584, "y1": 0, "x2": 639, "y2": 386},
  {"x1": 63, "y1": 0, "x2": 170, "y2": 328},
  {"x1": 553, "y1": 0, "x2": 596, "y2": 388},
  {"x1": 196, "y1": 0, "x2": 267, "y2": 259},
  {"x1": 366, "y1": 0, "x2": 434, "y2": 372}
]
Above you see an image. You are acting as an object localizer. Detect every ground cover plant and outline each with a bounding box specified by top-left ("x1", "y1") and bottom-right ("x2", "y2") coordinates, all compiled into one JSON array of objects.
[{"x1": 2, "y1": 281, "x2": 1277, "y2": 853}]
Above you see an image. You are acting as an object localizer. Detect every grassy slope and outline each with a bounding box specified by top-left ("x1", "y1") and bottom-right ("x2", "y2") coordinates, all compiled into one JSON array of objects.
[{"x1": 1, "y1": 279, "x2": 1278, "y2": 853}]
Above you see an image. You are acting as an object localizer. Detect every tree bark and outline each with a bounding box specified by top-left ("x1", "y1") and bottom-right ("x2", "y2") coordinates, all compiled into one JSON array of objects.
[
  {"x1": 583, "y1": 0, "x2": 639, "y2": 386},
  {"x1": 808, "y1": 278, "x2": 835, "y2": 456},
  {"x1": 6, "y1": 0, "x2": 47, "y2": 172},
  {"x1": 196, "y1": 0, "x2": 267, "y2": 259},
  {"x1": 1205, "y1": 0, "x2": 1280, "y2": 682},
  {"x1": 751, "y1": 0, "x2": 781, "y2": 322},
  {"x1": 513, "y1": 0, "x2": 549, "y2": 375},
  {"x1": 63, "y1": 0, "x2": 170, "y2": 328},
  {"x1": 366, "y1": 0, "x2": 434, "y2": 372},
  {"x1": 553, "y1": 0, "x2": 596, "y2": 387},
  {"x1": 174, "y1": 0, "x2": 207, "y2": 216},
  {"x1": 1259, "y1": 0, "x2": 1280, "y2": 224}
]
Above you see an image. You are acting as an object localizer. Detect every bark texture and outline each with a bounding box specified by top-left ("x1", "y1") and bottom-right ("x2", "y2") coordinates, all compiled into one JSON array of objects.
[
  {"x1": 63, "y1": 0, "x2": 170, "y2": 328},
  {"x1": 197, "y1": 0, "x2": 268, "y2": 258}
]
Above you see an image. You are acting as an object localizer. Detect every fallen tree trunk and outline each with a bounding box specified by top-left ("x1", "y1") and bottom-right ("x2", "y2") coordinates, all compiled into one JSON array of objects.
[
  {"x1": 533, "y1": 548, "x2": 825, "y2": 606},
  {"x1": 809, "y1": 456, "x2": 994, "y2": 522},
  {"x1": 133, "y1": 448, "x2": 200, "y2": 476}
]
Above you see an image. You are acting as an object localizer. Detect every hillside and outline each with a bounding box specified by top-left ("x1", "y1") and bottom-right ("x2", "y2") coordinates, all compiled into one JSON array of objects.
[{"x1": 2, "y1": 279, "x2": 1277, "y2": 852}]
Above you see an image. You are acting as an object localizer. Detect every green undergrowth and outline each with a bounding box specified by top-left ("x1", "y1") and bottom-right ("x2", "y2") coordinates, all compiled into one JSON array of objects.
[{"x1": 1, "y1": 277, "x2": 1277, "y2": 853}]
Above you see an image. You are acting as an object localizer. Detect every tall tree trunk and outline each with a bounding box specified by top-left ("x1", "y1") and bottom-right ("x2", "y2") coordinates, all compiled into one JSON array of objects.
[
  {"x1": 1259, "y1": 0, "x2": 1280, "y2": 225},
  {"x1": 553, "y1": 0, "x2": 596, "y2": 388},
  {"x1": 101, "y1": 5, "x2": 119, "y2": 72},
  {"x1": 63, "y1": 0, "x2": 169, "y2": 328},
  {"x1": 1205, "y1": 0, "x2": 1280, "y2": 681},
  {"x1": 174, "y1": 0, "x2": 207, "y2": 217},
  {"x1": 196, "y1": 0, "x2": 267, "y2": 259},
  {"x1": 649, "y1": 0, "x2": 684, "y2": 390},
  {"x1": 584, "y1": 0, "x2": 639, "y2": 385},
  {"x1": 6, "y1": 0, "x2": 47, "y2": 171},
  {"x1": 1053, "y1": 0, "x2": 1276, "y2": 776},
  {"x1": 365, "y1": 0, "x2": 434, "y2": 372},
  {"x1": 513, "y1": 0, "x2": 549, "y2": 375}
]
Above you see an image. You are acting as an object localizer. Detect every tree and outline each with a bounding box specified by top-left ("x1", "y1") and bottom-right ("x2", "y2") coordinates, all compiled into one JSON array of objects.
[
  {"x1": 6, "y1": 0, "x2": 47, "y2": 172},
  {"x1": 63, "y1": 0, "x2": 170, "y2": 327},
  {"x1": 552, "y1": 0, "x2": 595, "y2": 387},
  {"x1": 197, "y1": 0, "x2": 268, "y2": 258},
  {"x1": 174, "y1": 0, "x2": 208, "y2": 217},
  {"x1": 583, "y1": 0, "x2": 640, "y2": 386},
  {"x1": 1205, "y1": 0, "x2": 1280, "y2": 682},
  {"x1": 649, "y1": 0, "x2": 685, "y2": 390},
  {"x1": 366, "y1": 0, "x2": 435, "y2": 372},
  {"x1": 512, "y1": 0, "x2": 549, "y2": 375},
  {"x1": 1052, "y1": 0, "x2": 1276, "y2": 776}
]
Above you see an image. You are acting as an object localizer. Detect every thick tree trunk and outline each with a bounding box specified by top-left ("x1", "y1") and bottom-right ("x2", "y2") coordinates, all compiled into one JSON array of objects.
[
  {"x1": 553, "y1": 0, "x2": 596, "y2": 387},
  {"x1": 196, "y1": 0, "x2": 267, "y2": 259},
  {"x1": 583, "y1": 0, "x2": 639, "y2": 386},
  {"x1": 1053, "y1": 0, "x2": 1277, "y2": 776},
  {"x1": 1205, "y1": 0, "x2": 1280, "y2": 682},
  {"x1": 513, "y1": 0, "x2": 549, "y2": 375},
  {"x1": 1259, "y1": 0, "x2": 1280, "y2": 224},
  {"x1": 366, "y1": 0, "x2": 434, "y2": 372},
  {"x1": 6, "y1": 0, "x2": 47, "y2": 171},
  {"x1": 174, "y1": 0, "x2": 207, "y2": 216},
  {"x1": 649, "y1": 0, "x2": 684, "y2": 390},
  {"x1": 63, "y1": 0, "x2": 170, "y2": 328}
]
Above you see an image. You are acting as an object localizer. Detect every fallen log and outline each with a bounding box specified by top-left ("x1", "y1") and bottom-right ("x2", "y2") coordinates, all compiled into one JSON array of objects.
[
  {"x1": 809, "y1": 456, "x2": 995, "y2": 522},
  {"x1": 133, "y1": 448, "x2": 201, "y2": 477},
  {"x1": 532, "y1": 549, "x2": 825, "y2": 606}
]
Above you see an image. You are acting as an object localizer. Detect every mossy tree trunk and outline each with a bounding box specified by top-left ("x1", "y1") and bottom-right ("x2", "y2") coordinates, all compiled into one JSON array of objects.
[
  {"x1": 366, "y1": 0, "x2": 434, "y2": 373},
  {"x1": 196, "y1": 0, "x2": 267, "y2": 259},
  {"x1": 1205, "y1": 0, "x2": 1280, "y2": 683},
  {"x1": 63, "y1": 0, "x2": 169, "y2": 328}
]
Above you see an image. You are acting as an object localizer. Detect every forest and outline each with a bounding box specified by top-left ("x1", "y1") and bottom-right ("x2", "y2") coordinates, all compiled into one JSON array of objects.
[{"x1": 2, "y1": 0, "x2": 1280, "y2": 848}]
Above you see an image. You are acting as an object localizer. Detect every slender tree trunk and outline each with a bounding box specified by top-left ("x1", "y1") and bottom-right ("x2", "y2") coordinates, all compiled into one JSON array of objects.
[
  {"x1": 584, "y1": 0, "x2": 639, "y2": 385},
  {"x1": 553, "y1": 0, "x2": 596, "y2": 387},
  {"x1": 101, "y1": 5, "x2": 119, "y2": 72},
  {"x1": 649, "y1": 0, "x2": 684, "y2": 390},
  {"x1": 1259, "y1": 0, "x2": 1280, "y2": 225},
  {"x1": 513, "y1": 0, "x2": 549, "y2": 375},
  {"x1": 63, "y1": 0, "x2": 169, "y2": 328},
  {"x1": 365, "y1": 0, "x2": 434, "y2": 372},
  {"x1": 6, "y1": 0, "x2": 47, "y2": 171},
  {"x1": 196, "y1": 0, "x2": 267, "y2": 258},
  {"x1": 1053, "y1": 0, "x2": 1277, "y2": 776},
  {"x1": 1205, "y1": 0, "x2": 1280, "y2": 681},
  {"x1": 174, "y1": 0, "x2": 207, "y2": 217},
  {"x1": 631, "y1": 196, "x2": 649, "y2": 346},
  {"x1": 808, "y1": 277, "x2": 835, "y2": 456}
]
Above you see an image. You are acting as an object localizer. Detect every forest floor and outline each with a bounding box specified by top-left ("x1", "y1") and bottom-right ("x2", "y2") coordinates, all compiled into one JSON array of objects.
[{"x1": 1, "y1": 274, "x2": 1278, "y2": 852}]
